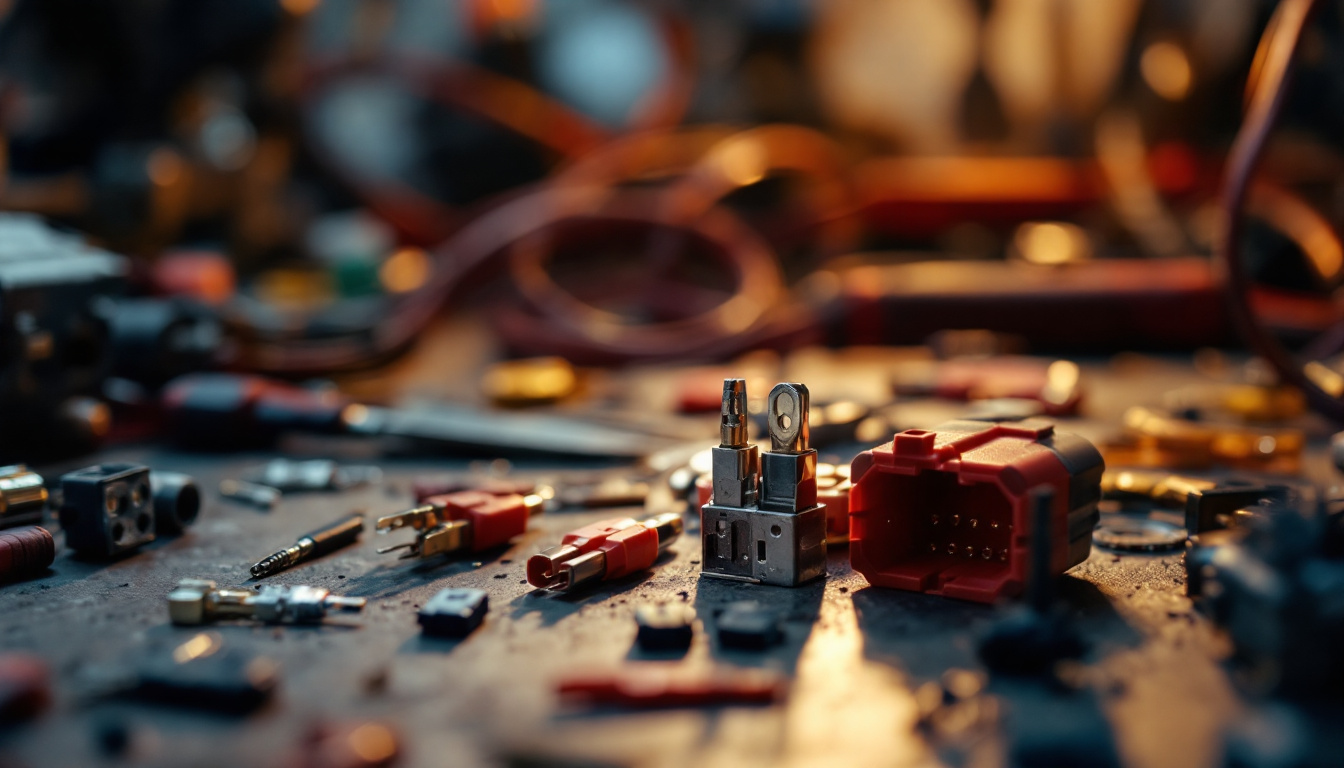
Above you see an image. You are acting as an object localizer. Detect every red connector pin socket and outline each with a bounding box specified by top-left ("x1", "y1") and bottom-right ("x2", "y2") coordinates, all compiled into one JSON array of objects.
[{"x1": 849, "y1": 419, "x2": 1103, "y2": 603}]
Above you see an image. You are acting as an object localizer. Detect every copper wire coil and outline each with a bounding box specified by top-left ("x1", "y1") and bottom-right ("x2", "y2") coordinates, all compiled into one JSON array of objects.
[{"x1": 0, "y1": 526, "x2": 56, "y2": 582}]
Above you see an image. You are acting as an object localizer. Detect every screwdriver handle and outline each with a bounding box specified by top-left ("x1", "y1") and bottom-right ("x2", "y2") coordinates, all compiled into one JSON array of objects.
[{"x1": 302, "y1": 513, "x2": 365, "y2": 557}]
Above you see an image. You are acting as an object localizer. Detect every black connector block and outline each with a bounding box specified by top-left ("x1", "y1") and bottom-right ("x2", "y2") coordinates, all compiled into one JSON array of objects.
[{"x1": 59, "y1": 463, "x2": 155, "y2": 558}]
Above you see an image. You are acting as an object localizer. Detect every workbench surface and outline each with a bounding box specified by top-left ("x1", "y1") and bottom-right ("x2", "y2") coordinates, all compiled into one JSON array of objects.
[{"x1": 2, "y1": 355, "x2": 1340, "y2": 768}]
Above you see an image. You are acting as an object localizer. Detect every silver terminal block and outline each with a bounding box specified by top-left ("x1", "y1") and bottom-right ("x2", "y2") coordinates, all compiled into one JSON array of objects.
[
  {"x1": 701, "y1": 380, "x2": 827, "y2": 587},
  {"x1": 167, "y1": 579, "x2": 366, "y2": 626}
]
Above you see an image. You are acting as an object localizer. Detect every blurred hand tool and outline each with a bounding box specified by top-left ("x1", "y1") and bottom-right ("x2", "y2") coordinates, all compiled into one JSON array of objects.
[{"x1": 163, "y1": 373, "x2": 673, "y2": 459}]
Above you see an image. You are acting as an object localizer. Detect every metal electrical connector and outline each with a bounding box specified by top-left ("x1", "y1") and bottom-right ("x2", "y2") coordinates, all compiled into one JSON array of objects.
[
  {"x1": 701, "y1": 380, "x2": 827, "y2": 587},
  {"x1": 376, "y1": 491, "x2": 541, "y2": 560},
  {"x1": 713, "y1": 379, "x2": 759, "y2": 508},
  {"x1": 250, "y1": 513, "x2": 365, "y2": 578},
  {"x1": 0, "y1": 466, "x2": 48, "y2": 527},
  {"x1": 526, "y1": 511, "x2": 682, "y2": 592},
  {"x1": 167, "y1": 579, "x2": 366, "y2": 625}
]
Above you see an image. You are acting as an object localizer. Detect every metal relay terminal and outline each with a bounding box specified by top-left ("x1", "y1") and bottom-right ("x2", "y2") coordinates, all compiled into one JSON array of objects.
[
  {"x1": 711, "y1": 379, "x2": 759, "y2": 509},
  {"x1": 168, "y1": 579, "x2": 366, "y2": 625},
  {"x1": 701, "y1": 380, "x2": 827, "y2": 587}
]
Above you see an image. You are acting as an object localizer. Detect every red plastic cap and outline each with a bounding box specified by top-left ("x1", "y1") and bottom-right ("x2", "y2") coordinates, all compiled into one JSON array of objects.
[
  {"x1": 560, "y1": 517, "x2": 661, "y2": 579},
  {"x1": 849, "y1": 420, "x2": 1100, "y2": 604},
  {"x1": 426, "y1": 491, "x2": 531, "y2": 551}
]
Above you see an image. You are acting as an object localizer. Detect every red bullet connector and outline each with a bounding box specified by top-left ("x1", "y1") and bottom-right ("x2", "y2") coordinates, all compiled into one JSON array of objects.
[
  {"x1": 376, "y1": 491, "x2": 542, "y2": 559},
  {"x1": 527, "y1": 512, "x2": 683, "y2": 592}
]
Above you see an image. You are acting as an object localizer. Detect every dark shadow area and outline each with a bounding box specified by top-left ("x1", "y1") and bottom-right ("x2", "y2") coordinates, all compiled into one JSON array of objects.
[
  {"x1": 506, "y1": 548, "x2": 680, "y2": 626},
  {"x1": 624, "y1": 643, "x2": 689, "y2": 662},
  {"x1": 1055, "y1": 574, "x2": 1143, "y2": 654},
  {"x1": 549, "y1": 699, "x2": 775, "y2": 723},
  {"x1": 0, "y1": 566, "x2": 57, "y2": 587},
  {"x1": 852, "y1": 585, "x2": 994, "y2": 680},
  {"x1": 993, "y1": 682, "x2": 1121, "y2": 768},
  {"x1": 693, "y1": 575, "x2": 825, "y2": 674},
  {"x1": 398, "y1": 633, "x2": 468, "y2": 655},
  {"x1": 854, "y1": 571, "x2": 1143, "y2": 683},
  {"x1": 341, "y1": 547, "x2": 512, "y2": 599}
]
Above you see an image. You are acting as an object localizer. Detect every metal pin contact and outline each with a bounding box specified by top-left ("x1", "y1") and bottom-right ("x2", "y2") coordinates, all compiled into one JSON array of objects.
[
  {"x1": 720, "y1": 379, "x2": 749, "y2": 447},
  {"x1": 711, "y1": 379, "x2": 760, "y2": 508},
  {"x1": 250, "y1": 546, "x2": 302, "y2": 578},
  {"x1": 766, "y1": 383, "x2": 810, "y2": 453}
]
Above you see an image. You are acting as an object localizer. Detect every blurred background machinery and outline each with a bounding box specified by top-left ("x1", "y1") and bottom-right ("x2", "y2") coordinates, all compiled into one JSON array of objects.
[{"x1": 2, "y1": 0, "x2": 1344, "y2": 444}]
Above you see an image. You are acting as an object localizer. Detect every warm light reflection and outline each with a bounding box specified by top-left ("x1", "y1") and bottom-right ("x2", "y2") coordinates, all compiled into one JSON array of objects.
[
  {"x1": 147, "y1": 148, "x2": 183, "y2": 187},
  {"x1": 716, "y1": 138, "x2": 767, "y2": 187},
  {"x1": 1141, "y1": 41, "x2": 1193, "y2": 101},
  {"x1": 348, "y1": 723, "x2": 398, "y2": 762},
  {"x1": 173, "y1": 632, "x2": 222, "y2": 664},
  {"x1": 1013, "y1": 222, "x2": 1091, "y2": 265},
  {"x1": 280, "y1": 0, "x2": 320, "y2": 15},
  {"x1": 379, "y1": 247, "x2": 431, "y2": 293},
  {"x1": 1304, "y1": 361, "x2": 1344, "y2": 397}
]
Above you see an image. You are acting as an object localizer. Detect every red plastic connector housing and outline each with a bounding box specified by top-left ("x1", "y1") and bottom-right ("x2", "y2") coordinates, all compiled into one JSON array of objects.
[
  {"x1": 849, "y1": 419, "x2": 1103, "y2": 603},
  {"x1": 424, "y1": 491, "x2": 531, "y2": 551}
]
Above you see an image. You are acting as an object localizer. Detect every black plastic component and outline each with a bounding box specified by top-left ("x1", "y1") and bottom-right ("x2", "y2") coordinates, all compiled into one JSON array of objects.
[
  {"x1": 100, "y1": 297, "x2": 221, "y2": 387},
  {"x1": 132, "y1": 645, "x2": 279, "y2": 714},
  {"x1": 149, "y1": 471, "x2": 200, "y2": 535},
  {"x1": 1196, "y1": 505, "x2": 1344, "y2": 697},
  {"x1": 1185, "y1": 528, "x2": 1245, "y2": 602},
  {"x1": 634, "y1": 603, "x2": 695, "y2": 652},
  {"x1": 0, "y1": 214, "x2": 127, "y2": 462},
  {"x1": 1185, "y1": 484, "x2": 1291, "y2": 534},
  {"x1": 301, "y1": 514, "x2": 365, "y2": 558},
  {"x1": 58, "y1": 463, "x2": 154, "y2": 558},
  {"x1": 977, "y1": 612, "x2": 1087, "y2": 677},
  {"x1": 161, "y1": 373, "x2": 347, "y2": 450},
  {"x1": 716, "y1": 602, "x2": 782, "y2": 650},
  {"x1": 977, "y1": 487, "x2": 1087, "y2": 676},
  {"x1": 418, "y1": 588, "x2": 488, "y2": 638}
]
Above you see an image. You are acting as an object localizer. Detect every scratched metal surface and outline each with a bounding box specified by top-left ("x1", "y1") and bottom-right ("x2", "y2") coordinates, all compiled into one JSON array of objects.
[{"x1": 0, "y1": 356, "x2": 1340, "y2": 768}]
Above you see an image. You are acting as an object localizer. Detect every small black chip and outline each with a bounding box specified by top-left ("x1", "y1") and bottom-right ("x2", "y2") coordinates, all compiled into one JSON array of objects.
[
  {"x1": 634, "y1": 603, "x2": 695, "y2": 651},
  {"x1": 715, "y1": 601, "x2": 782, "y2": 650},
  {"x1": 418, "y1": 588, "x2": 489, "y2": 638}
]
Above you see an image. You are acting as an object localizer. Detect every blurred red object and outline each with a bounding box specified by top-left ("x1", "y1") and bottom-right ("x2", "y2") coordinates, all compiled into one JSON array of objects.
[
  {"x1": 0, "y1": 653, "x2": 51, "y2": 723},
  {"x1": 154, "y1": 251, "x2": 236, "y2": 305},
  {"x1": 557, "y1": 665, "x2": 784, "y2": 709}
]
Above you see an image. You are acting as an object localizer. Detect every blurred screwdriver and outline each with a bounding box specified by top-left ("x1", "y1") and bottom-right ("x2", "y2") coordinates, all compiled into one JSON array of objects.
[{"x1": 161, "y1": 374, "x2": 669, "y2": 459}]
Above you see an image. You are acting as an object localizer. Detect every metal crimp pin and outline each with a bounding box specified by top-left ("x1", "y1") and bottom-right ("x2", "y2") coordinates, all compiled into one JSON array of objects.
[
  {"x1": 711, "y1": 379, "x2": 760, "y2": 508},
  {"x1": 375, "y1": 504, "x2": 468, "y2": 559}
]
